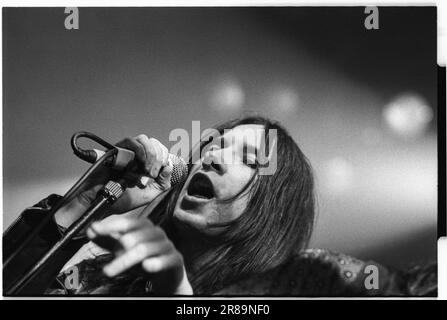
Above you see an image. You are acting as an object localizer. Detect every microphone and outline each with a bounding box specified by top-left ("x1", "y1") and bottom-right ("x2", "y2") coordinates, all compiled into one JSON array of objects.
[
  {"x1": 71, "y1": 131, "x2": 189, "y2": 187},
  {"x1": 87, "y1": 147, "x2": 188, "y2": 187}
]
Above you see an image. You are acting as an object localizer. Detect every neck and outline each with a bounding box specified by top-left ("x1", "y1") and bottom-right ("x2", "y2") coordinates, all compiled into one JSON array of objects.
[{"x1": 171, "y1": 222, "x2": 215, "y2": 275}]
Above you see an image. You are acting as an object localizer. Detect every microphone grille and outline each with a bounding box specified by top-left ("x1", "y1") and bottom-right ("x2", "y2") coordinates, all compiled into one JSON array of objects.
[{"x1": 169, "y1": 154, "x2": 188, "y2": 186}]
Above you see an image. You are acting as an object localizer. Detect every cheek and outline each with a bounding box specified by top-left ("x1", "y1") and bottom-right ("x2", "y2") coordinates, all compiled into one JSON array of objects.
[
  {"x1": 214, "y1": 193, "x2": 249, "y2": 223},
  {"x1": 224, "y1": 166, "x2": 254, "y2": 196},
  {"x1": 229, "y1": 195, "x2": 249, "y2": 220}
]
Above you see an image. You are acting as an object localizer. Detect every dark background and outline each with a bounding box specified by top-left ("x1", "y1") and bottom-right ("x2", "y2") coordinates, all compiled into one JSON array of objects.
[{"x1": 3, "y1": 7, "x2": 438, "y2": 268}]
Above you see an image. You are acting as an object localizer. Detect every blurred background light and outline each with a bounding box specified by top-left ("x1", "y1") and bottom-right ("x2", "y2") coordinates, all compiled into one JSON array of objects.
[
  {"x1": 322, "y1": 157, "x2": 355, "y2": 194},
  {"x1": 383, "y1": 93, "x2": 433, "y2": 139},
  {"x1": 270, "y1": 87, "x2": 300, "y2": 114},
  {"x1": 360, "y1": 127, "x2": 384, "y2": 146},
  {"x1": 210, "y1": 76, "x2": 245, "y2": 114}
]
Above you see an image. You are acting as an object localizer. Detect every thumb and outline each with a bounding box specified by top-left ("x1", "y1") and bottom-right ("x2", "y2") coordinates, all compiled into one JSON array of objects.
[{"x1": 156, "y1": 159, "x2": 173, "y2": 190}]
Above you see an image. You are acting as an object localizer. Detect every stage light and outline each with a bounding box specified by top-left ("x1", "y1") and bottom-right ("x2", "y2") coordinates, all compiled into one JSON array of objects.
[
  {"x1": 322, "y1": 157, "x2": 355, "y2": 194},
  {"x1": 271, "y1": 87, "x2": 300, "y2": 114},
  {"x1": 382, "y1": 93, "x2": 433, "y2": 139},
  {"x1": 210, "y1": 76, "x2": 245, "y2": 114}
]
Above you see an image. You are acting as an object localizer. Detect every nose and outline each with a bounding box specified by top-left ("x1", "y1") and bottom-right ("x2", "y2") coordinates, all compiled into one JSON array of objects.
[{"x1": 202, "y1": 148, "x2": 227, "y2": 175}]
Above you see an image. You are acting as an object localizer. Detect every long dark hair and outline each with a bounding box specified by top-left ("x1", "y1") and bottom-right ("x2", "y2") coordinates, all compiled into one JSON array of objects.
[{"x1": 150, "y1": 115, "x2": 316, "y2": 294}]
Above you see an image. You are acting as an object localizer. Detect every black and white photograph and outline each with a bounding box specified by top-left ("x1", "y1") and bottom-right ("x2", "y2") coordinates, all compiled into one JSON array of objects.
[{"x1": 1, "y1": 5, "x2": 442, "y2": 298}]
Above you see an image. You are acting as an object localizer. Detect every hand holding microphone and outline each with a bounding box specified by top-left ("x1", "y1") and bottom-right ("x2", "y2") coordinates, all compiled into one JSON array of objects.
[{"x1": 55, "y1": 134, "x2": 186, "y2": 228}]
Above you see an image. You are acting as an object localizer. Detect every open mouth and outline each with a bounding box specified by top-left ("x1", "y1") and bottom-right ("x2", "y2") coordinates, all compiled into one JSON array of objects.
[{"x1": 186, "y1": 172, "x2": 216, "y2": 200}]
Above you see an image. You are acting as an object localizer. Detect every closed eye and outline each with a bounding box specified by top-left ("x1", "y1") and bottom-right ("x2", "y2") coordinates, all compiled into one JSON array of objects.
[{"x1": 242, "y1": 145, "x2": 258, "y2": 169}]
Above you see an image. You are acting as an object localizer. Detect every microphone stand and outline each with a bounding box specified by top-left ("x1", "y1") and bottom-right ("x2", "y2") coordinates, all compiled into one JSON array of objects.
[
  {"x1": 5, "y1": 177, "x2": 128, "y2": 295},
  {"x1": 4, "y1": 130, "x2": 187, "y2": 295}
]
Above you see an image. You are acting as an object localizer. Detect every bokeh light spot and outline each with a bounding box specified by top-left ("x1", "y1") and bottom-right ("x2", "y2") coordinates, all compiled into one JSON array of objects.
[
  {"x1": 210, "y1": 76, "x2": 245, "y2": 114},
  {"x1": 322, "y1": 157, "x2": 355, "y2": 193},
  {"x1": 383, "y1": 93, "x2": 433, "y2": 139},
  {"x1": 271, "y1": 87, "x2": 300, "y2": 114}
]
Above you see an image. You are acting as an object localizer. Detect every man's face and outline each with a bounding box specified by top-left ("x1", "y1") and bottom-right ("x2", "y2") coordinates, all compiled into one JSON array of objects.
[{"x1": 173, "y1": 124, "x2": 264, "y2": 235}]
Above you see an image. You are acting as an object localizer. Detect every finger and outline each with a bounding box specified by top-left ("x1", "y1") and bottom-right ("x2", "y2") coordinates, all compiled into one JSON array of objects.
[
  {"x1": 156, "y1": 160, "x2": 173, "y2": 190},
  {"x1": 136, "y1": 136, "x2": 167, "y2": 179},
  {"x1": 119, "y1": 226, "x2": 165, "y2": 250},
  {"x1": 88, "y1": 216, "x2": 151, "y2": 237},
  {"x1": 134, "y1": 135, "x2": 156, "y2": 177},
  {"x1": 159, "y1": 143, "x2": 169, "y2": 167},
  {"x1": 150, "y1": 141, "x2": 169, "y2": 182},
  {"x1": 88, "y1": 229, "x2": 124, "y2": 254},
  {"x1": 141, "y1": 252, "x2": 183, "y2": 274},
  {"x1": 103, "y1": 240, "x2": 172, "y2": 277}
]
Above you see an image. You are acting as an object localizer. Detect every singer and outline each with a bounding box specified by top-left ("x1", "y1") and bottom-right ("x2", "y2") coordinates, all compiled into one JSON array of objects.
[{"x1": 3, "y1": 116, "x2": 436, "y2": 296}]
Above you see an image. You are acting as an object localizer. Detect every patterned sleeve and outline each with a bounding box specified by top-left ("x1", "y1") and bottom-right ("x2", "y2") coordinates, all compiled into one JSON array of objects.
[
  {"x1": 3, "y1": 194, "x2": 88, "y2": 295},
  {"x1": 216, "y1": 249, "x2": 437, "y2": 297}
]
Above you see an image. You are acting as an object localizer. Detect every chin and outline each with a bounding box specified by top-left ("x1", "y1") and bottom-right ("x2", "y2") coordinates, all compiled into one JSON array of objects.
[
  {"x1": 173, "y1": 204, "x2": 208, "y2": 228},
  {"x1": 173, "y1": 204, "x2": 224, "y2": 236}
]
